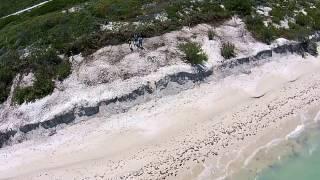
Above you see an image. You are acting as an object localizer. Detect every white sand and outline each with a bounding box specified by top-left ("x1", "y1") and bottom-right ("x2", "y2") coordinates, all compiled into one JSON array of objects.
[
  {"x1": 0, "y1": 17, "x2": 269, "y2": 132},
  {"x1": 0, "y1": 53, "x2": 320, "y2": 179}
]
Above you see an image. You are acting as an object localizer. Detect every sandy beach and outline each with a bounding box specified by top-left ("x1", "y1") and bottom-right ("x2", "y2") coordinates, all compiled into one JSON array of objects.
[
  {"x1": 2, "y1": 0, "x2": 320, "y2": 179},
  {"x1": 0, "y1": 53, "x2": 319, "y2": 180}
]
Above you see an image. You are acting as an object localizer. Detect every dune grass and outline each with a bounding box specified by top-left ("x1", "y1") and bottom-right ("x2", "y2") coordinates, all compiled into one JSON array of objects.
[
  {"x1": 179, "y1": 42, "x2": 208, "y2": 65},
  {"x1": 0, "y1": 0, "x2": 319, "y2": 104}
]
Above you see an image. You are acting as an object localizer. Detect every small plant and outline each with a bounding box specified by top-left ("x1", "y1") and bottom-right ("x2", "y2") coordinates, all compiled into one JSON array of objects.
[
  {"x1": 262, "y1": 27, "x2": 276, "y2": 45},
  {"x1": 221, "y1": 42, "x2": 236, "y2": 59},
  {"x1": 179, "y1": 42, "x2": 208, "y2": 65},
  {"x1": 208, "y1": 30, "x2": 216, "y2": 40}
]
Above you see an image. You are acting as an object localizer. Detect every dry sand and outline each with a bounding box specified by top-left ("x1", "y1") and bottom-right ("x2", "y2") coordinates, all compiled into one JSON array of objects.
[
  {"x1": 0, "y1": 53, "x2": 319, "y2": 180},
  {"x1": 0, "y1": 17, "x2": 269, "y2": 132}
]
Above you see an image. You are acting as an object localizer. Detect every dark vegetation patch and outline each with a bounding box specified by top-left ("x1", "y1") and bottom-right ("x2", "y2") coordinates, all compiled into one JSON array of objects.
[{"x1": 224, "y1": 0, "x2": 253, "y2": 16}]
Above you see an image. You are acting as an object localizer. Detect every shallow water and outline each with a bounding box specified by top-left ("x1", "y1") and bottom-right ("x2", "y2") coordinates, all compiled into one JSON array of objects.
[
  {"x1": 228, "y1": 108, "x2": 320, "y2": 180},
  {"x1": 256, "y1": 122, "x2": 320, "y2": 180}
]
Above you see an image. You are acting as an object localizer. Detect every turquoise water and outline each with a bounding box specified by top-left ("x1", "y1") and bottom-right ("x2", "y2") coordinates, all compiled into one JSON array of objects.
[
  {"x1": 227, "y1": 113, "x2": 320, "y2": 180},
  {"x1": 256, "y1": 123, "x2": 320, "y2": 180}
]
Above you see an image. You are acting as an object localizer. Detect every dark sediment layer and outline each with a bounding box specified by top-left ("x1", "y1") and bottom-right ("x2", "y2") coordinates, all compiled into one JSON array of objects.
[{"x1": 0, "y1": 39, "x2": 318, "y2": 148}]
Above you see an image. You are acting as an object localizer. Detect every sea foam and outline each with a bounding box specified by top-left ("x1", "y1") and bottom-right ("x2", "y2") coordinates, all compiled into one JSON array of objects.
[{"x1": 286, "y1": 125, "x2": 305, "y2": 139}]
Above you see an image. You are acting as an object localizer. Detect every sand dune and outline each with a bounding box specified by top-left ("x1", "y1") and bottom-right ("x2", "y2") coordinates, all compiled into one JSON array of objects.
[{"x1": 0, "y1": 53, "x2": 319, "y2": 179}]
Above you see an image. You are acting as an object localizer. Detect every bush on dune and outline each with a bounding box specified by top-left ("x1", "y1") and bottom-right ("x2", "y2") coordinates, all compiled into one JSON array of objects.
[
  {"x1": 245, "y1": 15, "x2": 276, "y2": 44},
  {"x1": 13, "y1": 73, "x2": 55, "y2": 105},
  {"x1": 10, "y1": 48, "x2": 71, "y2": 104},
  {"x1": 179, "y1": 42, "x2": 208, "y2": 65},
  {"x1": 221, "y1": 42, "x2": 236, "y2": 59}
]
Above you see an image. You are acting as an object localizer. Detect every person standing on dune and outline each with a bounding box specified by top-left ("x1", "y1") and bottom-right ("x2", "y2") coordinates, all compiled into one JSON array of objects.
[
  {"x1": 138, "y1": 35, "x2": 144, "y2": 50},
  {"x1": 128, "y1": 38, "x2": 134, "y2": 52}
]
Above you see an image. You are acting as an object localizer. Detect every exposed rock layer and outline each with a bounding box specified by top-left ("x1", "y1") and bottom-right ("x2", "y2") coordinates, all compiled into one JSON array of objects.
[{"x1": 0, "y1": 40, "x2": 318, "y2": 148}]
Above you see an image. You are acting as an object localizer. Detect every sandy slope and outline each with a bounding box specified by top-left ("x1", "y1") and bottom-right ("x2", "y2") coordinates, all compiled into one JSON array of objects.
[
  {"x1": 0, "y1": 18, "x2": 269, "y2": 133},
  {"x1": 0, "y1": 53, "x2": 319, "y2": 180}
]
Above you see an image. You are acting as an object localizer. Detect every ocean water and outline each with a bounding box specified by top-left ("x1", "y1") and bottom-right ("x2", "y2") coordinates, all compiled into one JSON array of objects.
[
  {"x1": 256, "y1": 122, "x2": 320, "y2": 180},
  {"x1": 229, "y1": 109, "x2": 320, "y2": 180}
]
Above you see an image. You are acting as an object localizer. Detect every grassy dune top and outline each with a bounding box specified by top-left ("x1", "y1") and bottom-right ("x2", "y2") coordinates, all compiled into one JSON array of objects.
[
  {"x1": 0, "y1": 0, "x2": 319, "y2": 104},
  {"x1": 0, "y1": 0, "x2": 47, "y2": 17}
]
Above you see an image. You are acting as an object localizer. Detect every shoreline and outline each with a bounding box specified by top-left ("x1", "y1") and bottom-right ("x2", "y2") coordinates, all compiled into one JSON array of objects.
[
  {"x1": 217, "y1": 113, "x2": 303, "y2": 180},
  {"x1": 225, "y1": 105, "x2": 320, "y2": 180},
  {"x1": 0, "y1": 53, "x2": 319, "y2": 179}
]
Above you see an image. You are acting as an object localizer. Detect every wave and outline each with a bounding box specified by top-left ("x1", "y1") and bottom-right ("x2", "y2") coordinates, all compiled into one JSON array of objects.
[
  {"x1": 243, "y1": 138, "x2": 283, "y2": 167},
  {"x1": 313, "y1": 110, "x2": 320, "y2": 122},
  {"x1": 286, "y1": 125, "x2": 305, "y2": 139}
]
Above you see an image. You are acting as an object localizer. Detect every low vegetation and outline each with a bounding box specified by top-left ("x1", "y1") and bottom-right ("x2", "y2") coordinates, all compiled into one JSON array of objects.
[
  {"x1": 221, "y1": 42, "x2": 236, "y2": 59},
  {"x1": 245, "y1": 15, "x2": 276, "y2": 44},
  {"x1": 0, "y1": 0, "x2": 319, "y2": 104},
  {"x1": 0, "y1": 0, "x2": 45, "y2": 17},
  {"x1": 248, "y1": 0, "x2": 320, "y2": 43},
  {"x1": 179, "y1": 42, "x2": 208, "y2": 65},
  {"x1": 8, "y1": 48, "x2": 70, "y2": 105},
  {"x1": 224, "y1": 0, "x2": 253, "y2": 16},
  {"x1": 14, "y1": 74, "x2": 55, "y2": 105},
  {"x1": 0, "y1": 51, "x2": 19, "y2": 103}
]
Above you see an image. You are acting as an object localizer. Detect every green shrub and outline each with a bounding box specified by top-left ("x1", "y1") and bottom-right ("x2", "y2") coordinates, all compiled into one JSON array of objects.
[
  {"x1": 270, "y1": 7, "x2": 286, "y2": 24},
  {"x1": 91, "y1": 0, "x2": 150, "y2": 20},
  {"x1": 284, "y1": 22, "x2": 312, "y2": 41},
  {"x1": 55, "y1": 61, "x2": 71, "y2": 81},
  {"x1": 313, "y1": 16, "x2": 320, "y2": 30},
  {"x1": 306, "y1": 8, "x2": 320, "y2": 30},
  {"x1": 179, "y1": 42, "x2": 208, "y2": 65},
  {"x1": 245, "y1": 15, "x2": 276, "y2": 44},
  {"x1": 261, "y1": 27, "x2": 276, "y2": 44},
  {"x1": 224, "y1": 0, "x2": 253, "y2": 16},
  {"x1": 10, "y1": 48, "x2": 71, "y2": 104},
  {"x1": 165, "y1": 0, "x2": 190, "y2": 20},
  {"x1": 164, "y1": 0, "x2": 230, "y2": 27},
  {"x1": 295, "y1": 13, "x2": 311, "y2": 27},
  {"x1": 0, "y1": 50, "x2": 20, "y2": 103},
  {"x1": 221, "y1": 42, "x2": 236, "y2": 59},
  {"x1": 28, "y1": 48, "x2": 72, "y2": 81},
  {"x1": 0, "y1": 67, "x2": 15, "y2": 103},
  {"x1": 14, "y1": 86, "x2": 34, "y2": 105},
  {"x1": 14, "y1": 73, "x2": 55, "y2": 104},
  {"x1": 245, "y1": 14, "x2": 264, "y2": 27}
]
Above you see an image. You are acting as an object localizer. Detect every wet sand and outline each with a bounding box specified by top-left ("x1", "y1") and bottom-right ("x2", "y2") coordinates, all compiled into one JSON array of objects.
[{"x1": 0, "y1": 54, "x2": 320, "y2": 179}]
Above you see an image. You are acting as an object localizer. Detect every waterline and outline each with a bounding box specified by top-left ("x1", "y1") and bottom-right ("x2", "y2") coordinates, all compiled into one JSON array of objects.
[{"x1": 227, "y1": 107, "x2": 320, "y2": 180}]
